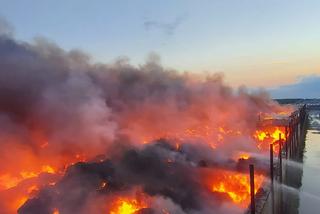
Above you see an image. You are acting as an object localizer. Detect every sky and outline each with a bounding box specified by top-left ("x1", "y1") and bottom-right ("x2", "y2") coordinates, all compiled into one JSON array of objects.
[{"x1": 0, "y1": 0, "x2": 319, "y2": 98}]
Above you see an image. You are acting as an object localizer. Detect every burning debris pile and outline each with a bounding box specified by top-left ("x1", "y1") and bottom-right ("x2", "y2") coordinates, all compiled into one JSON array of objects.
[
  {"x1": 0, "y1": 24, "x2": 293, "y2": 214},
  {"x1": 18, "y1": 140, "x2": 268, "y2": 214}
]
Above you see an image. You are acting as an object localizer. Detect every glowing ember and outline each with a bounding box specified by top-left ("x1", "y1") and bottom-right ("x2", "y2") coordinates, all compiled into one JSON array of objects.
[
  {"x1": 238, "y1": 153, "x2": 250, "y2": 160},
  {"x1": 110, "y1": 198, "x2": 147, "y2": 214},
  {"x1": 53, "y1": 208, "x2": 60, "y2": 214},
  {"x1": 99, "y1": 181, "x2": 108, "y2": 190}
]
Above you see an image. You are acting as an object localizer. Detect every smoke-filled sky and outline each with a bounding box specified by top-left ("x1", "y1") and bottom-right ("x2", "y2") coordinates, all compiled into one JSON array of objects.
[{"x1": 0, "y1": 0, "x2": 320, "y2": 98}]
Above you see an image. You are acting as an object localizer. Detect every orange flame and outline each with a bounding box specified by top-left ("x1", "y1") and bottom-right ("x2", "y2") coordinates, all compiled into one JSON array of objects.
[
  {"x1": 206, "y1": 169, "x2": 264, "y2": 207},
  {"x1": 110, "y1": 197, "x2": 147, "y2": 214},
  {"x1": 53, "y1": 208, "x2": 60, "y2": 214},
  {"x1": 254, "y1": 126, "x2": 286, "y2": 153},
  {"x1": 238, "y1": 153, "x2": 250, "y2": 160}
]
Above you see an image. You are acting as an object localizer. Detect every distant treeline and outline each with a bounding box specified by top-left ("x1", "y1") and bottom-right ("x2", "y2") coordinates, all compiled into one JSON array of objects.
[{"x1": 275, "y1": 99, "x2": 320, "y2": 105}]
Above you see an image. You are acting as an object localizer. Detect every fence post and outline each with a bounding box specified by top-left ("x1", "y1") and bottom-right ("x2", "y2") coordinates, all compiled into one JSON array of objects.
[
  {"x1": 250, "y1": 164, "x2": 255, "y2": 214},
  {"x1": 279, "y1": 133, "x2": 282, "y2": 183},
  {"x1": 285, "y1": 126, "x2": 288, "y2": 159},
  {"x1": 270, "y1": 143, "x2": 274, "y2": 214}
]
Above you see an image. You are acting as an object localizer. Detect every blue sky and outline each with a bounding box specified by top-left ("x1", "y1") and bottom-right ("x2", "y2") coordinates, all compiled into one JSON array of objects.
[{"x1": 0, "y1": 0, "x2": 320, "y2": 97}]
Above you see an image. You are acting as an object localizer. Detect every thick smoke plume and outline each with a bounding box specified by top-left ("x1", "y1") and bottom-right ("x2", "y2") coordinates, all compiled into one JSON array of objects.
[{"x1": 0, "y1": 21, "x2": 290, "y2": 214}]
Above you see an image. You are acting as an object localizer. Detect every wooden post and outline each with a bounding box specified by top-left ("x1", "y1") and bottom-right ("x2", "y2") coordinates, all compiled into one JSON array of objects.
[
  {"x1": 289, "y1": 121, "x2": 292, "y2": 159},
  {"x1": 249, "y1": 164, "x2": 255, "y2": 214},
  {"x1": 295, "y1": 120, "x2": 298, "y2": 156},
  {"x1": 279, "y1": 143, "x2": 283, "y2": 214},
  {"x1": 270, "y1": 143, "x2": 274, "y2": 214},
  {"x1": 285, "y1": 126, "x2": 288, "y2": 159},
  {"x1": 294, "y1": 119, "x2": 297, "y2": 157},
  {"x1": 279, "y1": 133, "x2": 282, "y2": 184},
  {"x1": 270, "y1": 143, "x2": 274, "y2": 182},
  {"x1": 292, "y1": 122, "x2": 295, "y2": 157},
  {"x1": 279, "y1": 131, "x2": 284, "y2": 214}
]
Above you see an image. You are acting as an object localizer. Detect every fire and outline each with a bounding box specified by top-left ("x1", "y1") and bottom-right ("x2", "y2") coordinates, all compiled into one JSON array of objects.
[
  {"x1": 1, "y1": 165, "x2": 56, "y2": 190},
  {"x1": 0, "y1": 174, "x2": 21, "y2": 190},
  {"x1": 15, "y1": 197, "x2": 28, "y2": 210},
  {"x1": 254, "y1": 126, "x2": 286, "y2": 153},
  {"x1": 255, "y1": 128, "x2": 285, "y2": 143},
  {"x1": 0, "y1": 157, "x2": 76, "y2": 213},
  {"x1": 208, "y1": 169, "x2": 264, "y2": 206},
  {"x1": 53, "y1": 208, "x2": 60, "y2": 214},
  {"x1": 42, "y1": 165, "x2": 55, "y2": 174},
  {"x1": 0, "y1": 164, "x2": 56, "y2": 191},
  {"x1": 27, "y1": 185, "x2": 39, "y2": 194},
  {"x1": 238, "y1": 153, "x2": 250, "y2": 160},
  {"x1": 0, "y1": 123, "x2": 281, "y2": 213},
  {"x1": 110, "y1": 197, "x2": 147, "y2": 214},
  {"x1": 139, "y1": 124, "x2": 244, "y2": 151}
]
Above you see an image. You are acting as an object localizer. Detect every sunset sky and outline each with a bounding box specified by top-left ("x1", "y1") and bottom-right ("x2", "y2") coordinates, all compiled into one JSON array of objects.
[{"x1": 1, "y1": 0, "x2": 319, "y2": 98}]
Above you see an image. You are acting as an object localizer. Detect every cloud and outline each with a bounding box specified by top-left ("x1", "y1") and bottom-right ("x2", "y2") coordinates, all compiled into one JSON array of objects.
[
  {"x1": 0, "y1": 16, "x2": 14, "y2": 37},
  {"x1": 268, "y1": 75, "x2": 320, "y2": 99},
  {"x1": 144, "y1": 15, "x2": 186, "y2": 35}
]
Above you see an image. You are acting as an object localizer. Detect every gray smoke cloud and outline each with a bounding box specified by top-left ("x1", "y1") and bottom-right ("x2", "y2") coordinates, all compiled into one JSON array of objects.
[{"x1": 0, "y1": 18, "x2": 288, "y2": 214}]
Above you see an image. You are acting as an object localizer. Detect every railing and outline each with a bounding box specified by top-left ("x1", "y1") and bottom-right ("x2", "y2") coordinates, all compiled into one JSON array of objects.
[{"x1": 247, "y1": 105, "x2": 308, "y2": 214}]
